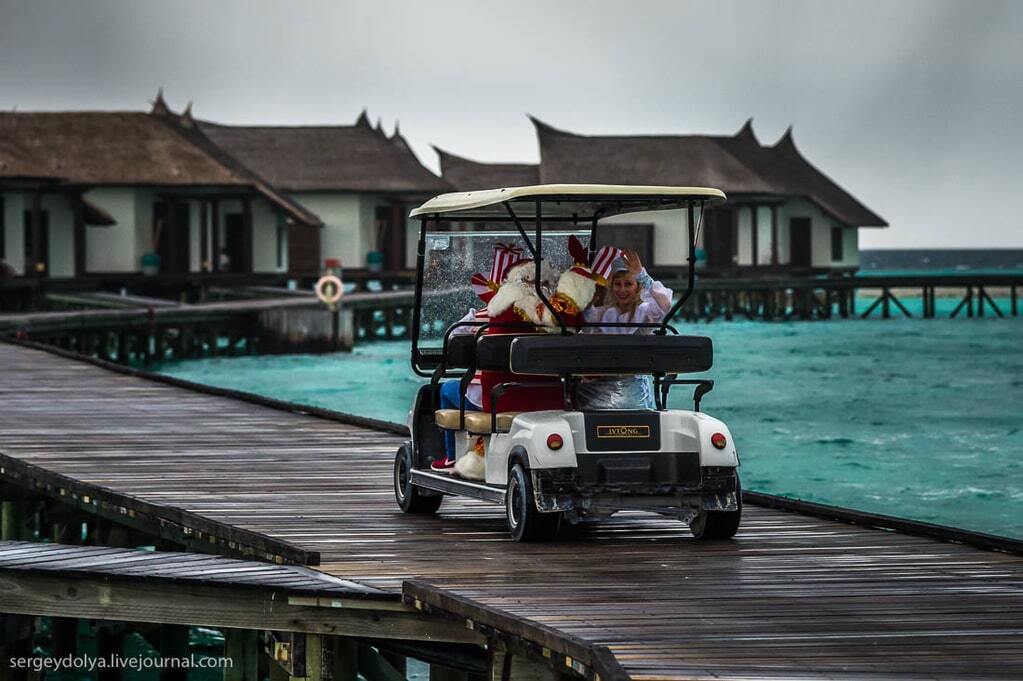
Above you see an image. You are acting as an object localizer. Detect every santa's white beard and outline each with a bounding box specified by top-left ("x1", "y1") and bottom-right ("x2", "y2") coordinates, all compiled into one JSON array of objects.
[{"x1": 487, "y1": 281, "x2": 537, "y2": 317}]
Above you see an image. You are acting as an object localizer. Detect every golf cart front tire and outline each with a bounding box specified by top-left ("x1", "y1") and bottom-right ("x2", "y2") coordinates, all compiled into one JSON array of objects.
[
  {"x1": 394, "y1": 443, "x2": 443, "y2": 514},
  {"x1": 506, "y1": 462, "x2": 561, "y2": 542}
]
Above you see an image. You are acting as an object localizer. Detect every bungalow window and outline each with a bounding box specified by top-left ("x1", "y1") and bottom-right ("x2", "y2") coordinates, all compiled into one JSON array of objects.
[
  {"x1": 276, "y1": 217, "x2": 286, "y2": 269},
  {"x1": 831, "y1": 226, "x2": 844, "y2": 262}
]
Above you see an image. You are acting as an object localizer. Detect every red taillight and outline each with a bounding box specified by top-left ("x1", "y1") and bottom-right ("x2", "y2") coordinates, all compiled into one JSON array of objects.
[
  {"x1": 711, "y1": 432, "x2": 727, "y2": 450},
  {"x1": 547, "y1": 434, "x2": 564, "y2": 450}
]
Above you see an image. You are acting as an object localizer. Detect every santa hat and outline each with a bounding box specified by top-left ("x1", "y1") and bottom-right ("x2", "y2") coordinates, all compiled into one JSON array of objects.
[
  {"x1": 471, "y1": 242, "x2": 526, "y2": 304},
  {"x1": 490, "y1": 242, "x2": 525, "y2": 284},
  {"x1": 566, "y1": 235, "x2": 622, "y2": 286}
]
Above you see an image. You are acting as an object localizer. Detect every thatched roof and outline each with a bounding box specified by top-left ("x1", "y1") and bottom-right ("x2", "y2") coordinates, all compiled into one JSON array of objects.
[
  {"x1": 0, "y1": 112, "x2": 246, "y2": 185},
  {"x1": 533, "y1": 117, "x2": 886, "y2": 227},
  {"x1": 198, "y1": 113, "x2": 451, "y2": 194},
  {"x1": 434, "y1": 147, "x2": 539, "y2": 192},
  {"x1": 0, "y1": 110, "x2": 321, "y2": 226}
]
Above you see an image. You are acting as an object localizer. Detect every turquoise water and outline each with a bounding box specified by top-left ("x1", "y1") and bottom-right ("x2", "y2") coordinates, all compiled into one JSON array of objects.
[{"x1": 154, "y1": 302, "x2": 1023, "y2": 540}]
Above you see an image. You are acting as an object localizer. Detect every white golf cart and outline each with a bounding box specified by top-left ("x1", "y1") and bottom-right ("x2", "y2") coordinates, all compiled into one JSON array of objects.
[{"x1": 393, "y1": 185, "x2": 741, "y2": 541}]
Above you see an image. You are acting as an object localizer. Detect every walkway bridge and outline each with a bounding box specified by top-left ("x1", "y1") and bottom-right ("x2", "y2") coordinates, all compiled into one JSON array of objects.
[{"x1": 0, "y1": 341, "x2": 1021, "y2": 680}]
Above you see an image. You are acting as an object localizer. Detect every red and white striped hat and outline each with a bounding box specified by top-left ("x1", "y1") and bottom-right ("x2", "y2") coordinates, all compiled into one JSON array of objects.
[
  {"x1": 489, "y1": 243, "x2": 525, "y2": 285},
  {"x1": 590, "y1": 245, "x2": 624, "y2": 285}
]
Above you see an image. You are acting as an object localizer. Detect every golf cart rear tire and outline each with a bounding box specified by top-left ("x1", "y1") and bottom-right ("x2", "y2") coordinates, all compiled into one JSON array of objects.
[
  {"x1": 690, "y1": 474, "x2": 742, "y2": 540},
  {"x1": 506, "y1": 462, "x2": 560, "y2": 542},
  {"x1": 394, "y1": 443, "x2": 443, "y2": 514}
]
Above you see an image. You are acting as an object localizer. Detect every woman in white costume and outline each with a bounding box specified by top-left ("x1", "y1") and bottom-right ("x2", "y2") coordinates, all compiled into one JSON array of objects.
[{"x1": 576, "y1": 249, "x2": 673, "y2": 410}]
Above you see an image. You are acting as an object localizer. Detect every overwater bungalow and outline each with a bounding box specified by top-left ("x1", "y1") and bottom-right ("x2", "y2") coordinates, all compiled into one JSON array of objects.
[
  {"x1": 0, "y1": 93, "x2": 449, "y2": 295},
  {"x1": 437, "y1": 117, "x2": 888, "y2": 277}
]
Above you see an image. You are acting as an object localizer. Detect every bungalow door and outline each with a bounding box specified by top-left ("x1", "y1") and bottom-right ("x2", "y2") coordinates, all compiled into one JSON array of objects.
[
  {"x1": 705, "y1": 208, "x2": 735, "y2": 269},
  {"x1": 23, "y1": 209, "x2": 49, "y2": 277},
  {"x1": 155, "y1": 202, "x2": 191, "y2": 275},
  {"x1": 223, "y1": 213, "x2": 249, "y2": 274},
  {"x1": 789, "y1": 217, "x2": 812, "y2": 269}
]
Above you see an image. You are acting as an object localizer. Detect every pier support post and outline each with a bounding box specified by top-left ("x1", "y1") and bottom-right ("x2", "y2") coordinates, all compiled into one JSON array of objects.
[
  {"x1": 96, "y1": 624, "x2": 126, "y2": 681},
  {"x1": 226, "y1": 630, "x2": 260, "y2": 681},
  {"x1": 50, "y1": 618, "x2": 79, "y2": 658},
  {"x1": 487, "y1": 647, "x2": 562, "y2": 681},
  {"x1": 332, "y1": 637, "x2": 359, "y2": 681},
  {"x1": 1, "y1": 500, "x2": 31, "y2": 541},
  {"x1": 0, "y1": 614, "x2": 35, "y2": 681},
  {"x1": 157, "y1": 625, "x2": 189, "y2": 681},
  {"x1": 225, "y1": 629, "x2": 260, "y2": 681}
]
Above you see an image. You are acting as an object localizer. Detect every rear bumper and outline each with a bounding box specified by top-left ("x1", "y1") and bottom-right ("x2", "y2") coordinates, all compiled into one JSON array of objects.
[{"x1": 532, "y1": 464, "x2": 738, "y2": 519}]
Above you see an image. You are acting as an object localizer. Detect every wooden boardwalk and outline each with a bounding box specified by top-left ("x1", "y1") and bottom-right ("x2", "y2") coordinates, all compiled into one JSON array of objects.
[{"x1": 1, "y1": 341, "x2": 1022, "y2": 679}]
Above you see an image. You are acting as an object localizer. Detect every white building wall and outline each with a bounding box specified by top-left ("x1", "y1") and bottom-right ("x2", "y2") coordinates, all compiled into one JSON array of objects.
[
  {"x1": 843, "y1": 228, "x2": 859, "y2": 268},
  {"x1": 3, "y1": 192, "x2": 25, "y2": 275},
  {"x1": 84, "y1": 187, "x2": 140, "y2": 273},
  {"x1": 188, "y1": 200, "x2": 201, "y2": 272},
  {"x1": 289, "y1": 192, "x2": 364, "y2": 270},
  {"x1": 2, "y1": 192, "x2": 78, "y2": 277},
  {"x1": 755, "y1": 206, "x2": 773, "y2": 265},
  {"x1": 774, "y1": 197, "x2": 859, "y2": 269},
  {"x1": 40, "y1": 194, "x2": 74, "y2": 278},
  {"x1": 251, "y1": 199, "x2": 286, "y2": 273},
  {"x1": 601, "y1": 208, "x2": 693, "y2": 267},
  {"x1": 406, "y1": 212, "x2": 418, "y2": 269},
  {"x1": 736, "y1": 207, "x2": 753, "y2": 265},
  {"x1": 776, "y1": 207, "x2": 791, "y2": 265}
]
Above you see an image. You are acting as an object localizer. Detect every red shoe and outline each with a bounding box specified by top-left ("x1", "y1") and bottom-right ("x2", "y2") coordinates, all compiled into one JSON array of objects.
[{"x1": 430, "y1": 457, "x2": 456, "y2": 472}]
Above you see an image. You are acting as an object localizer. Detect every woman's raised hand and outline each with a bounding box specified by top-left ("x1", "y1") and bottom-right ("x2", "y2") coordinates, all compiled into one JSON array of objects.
[{"x1": 622, "y1": 249, "x2": 643, "y2": 274}]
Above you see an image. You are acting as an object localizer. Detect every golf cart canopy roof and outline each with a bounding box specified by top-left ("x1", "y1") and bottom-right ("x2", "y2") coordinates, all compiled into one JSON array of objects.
[{"x1": 409, "y1": 184, "x2": 726, "y2": 221}]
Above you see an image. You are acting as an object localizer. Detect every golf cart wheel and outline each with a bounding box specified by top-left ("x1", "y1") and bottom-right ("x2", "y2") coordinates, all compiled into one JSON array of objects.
[
  {"x1": 690, "y1": 474, "x2": 742, "y2": 540},
  {"x1": 506, "y1": 462, "x2": 561, "y2": 542},
  {"x1": 394, "y1": 443, "x2": 442, "y2": 514}
]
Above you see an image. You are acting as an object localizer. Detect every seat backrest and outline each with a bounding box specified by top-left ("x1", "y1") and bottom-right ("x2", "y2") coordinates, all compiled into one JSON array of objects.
[
  {"x1": 509, "y1": 334, "x2": 713, "y2": 376},
  {"x1": 444, "y1": 334, "x2": 477, "y2": 369},
  {"x1": 476, "y1": 334, "x2": 519, "y2": 371}
]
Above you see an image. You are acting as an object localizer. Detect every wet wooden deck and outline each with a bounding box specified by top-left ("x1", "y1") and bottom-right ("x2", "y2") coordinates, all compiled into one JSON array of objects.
[{"x1": 1, "y1": 341, "x2": 1022, "y2": 679}]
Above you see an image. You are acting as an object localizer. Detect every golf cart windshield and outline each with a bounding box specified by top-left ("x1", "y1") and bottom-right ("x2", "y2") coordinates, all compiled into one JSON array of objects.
[
  {"x1": 409, "y1": 185, "x2": 727, "y2": 376},
  {"x1": 419, "y1": 227, "x2": 588, "y2": 350}
]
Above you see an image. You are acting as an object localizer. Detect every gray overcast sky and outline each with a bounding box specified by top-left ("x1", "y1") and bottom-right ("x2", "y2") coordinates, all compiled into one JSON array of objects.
[{"x1": 1, "y1": 0, "x2": 1020, "y2": 248}]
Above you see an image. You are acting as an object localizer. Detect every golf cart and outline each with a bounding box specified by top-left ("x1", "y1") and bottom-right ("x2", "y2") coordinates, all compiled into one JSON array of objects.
[{"x1": 393, "y1": 184, "x2": 741, "y2": 541}]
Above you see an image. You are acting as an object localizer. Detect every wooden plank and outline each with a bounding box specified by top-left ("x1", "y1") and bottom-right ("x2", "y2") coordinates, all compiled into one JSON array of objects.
[{"x1": 0, "y1": 342, "x2": 1021, "y2": 680}]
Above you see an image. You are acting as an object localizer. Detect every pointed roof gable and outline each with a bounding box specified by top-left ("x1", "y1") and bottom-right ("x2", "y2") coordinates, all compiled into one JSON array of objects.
[
  {"x1": 765, "y1": 127, "x2": 887, "y2": 227},
  {"x1": 435, "y1": 147, "x2": 539, "y2": 191},
  {"x1": 534, "y1": 116, "x2": 772, "y2": 192},
  {"x1": 150, "y1": 88, "x2": 170, "y2": 116},
  {"x1": 198, "y1": 113, "x2": 451, "y2": 193},
  {"x1": 533, "y1": 117, "x2": 886, "y2": 227}
]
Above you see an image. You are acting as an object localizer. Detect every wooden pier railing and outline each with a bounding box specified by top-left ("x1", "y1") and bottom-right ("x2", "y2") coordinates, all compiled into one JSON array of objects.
[
  {"x1": 0, "y1": 273, "x2": 1018, "y2": 366},
  {"x1": 0, "y1": 289, "x2": 421, "y2": 363},
  {"x1": 668, "y1": 272, "x2": 1023, "y2": 321}
]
